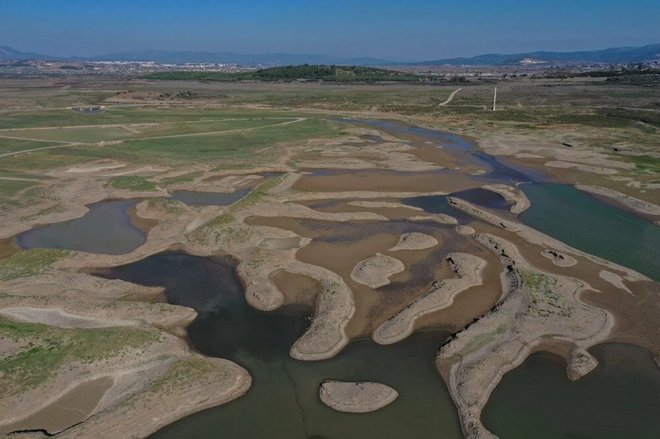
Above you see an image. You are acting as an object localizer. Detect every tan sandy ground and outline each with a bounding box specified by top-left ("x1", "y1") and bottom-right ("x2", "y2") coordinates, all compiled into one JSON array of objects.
[
  {"x1": 599, "y1": 270, "x2": 633, "y2": 295},
  {"x1": 319, "y1": 381, "x2": 399, "y2": 413},
  {"x1": 374, "y1": 253, "x2": 486, "y2": 345},
  {"x1": 408, "y1": 213, "x2": 458, "y2": 225},
  {"x1": 388, "y1": 232, "x2": 439, "y2": 251},
  {"x1": 541, "y1": 249, "x2": 578, "y2": 267},
  {"x1": 482, "y1": 184, "x2": 531, "y2": 214},
  {"x1": 351, "y1": 253, "x2": 405, "y2": 289}
]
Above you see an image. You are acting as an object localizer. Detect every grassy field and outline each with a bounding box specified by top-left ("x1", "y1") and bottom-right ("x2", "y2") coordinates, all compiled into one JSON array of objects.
[
  {"x1": 4, "y1": 118, "x2": 299, "y2": 143},
  {"x1": 0, "y1": 315, "x2": 159, "y2": 395},
  {"x1": 0, "y1": 138, "x2": 66, "y2": 155}
]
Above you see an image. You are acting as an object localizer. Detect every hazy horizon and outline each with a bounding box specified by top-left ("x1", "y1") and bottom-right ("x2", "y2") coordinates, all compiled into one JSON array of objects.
[{"x1": 2, "y1": 0, "x2": 659, "y2": 61}]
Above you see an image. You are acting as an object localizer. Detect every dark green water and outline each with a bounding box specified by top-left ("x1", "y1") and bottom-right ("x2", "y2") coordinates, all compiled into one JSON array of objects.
[
  {"x1": 18, "y1": 200, "x2": 145, "y2": 255},
  {"x1": 519, "y1": 183, "x2": 660, "y2": 281},
  {"x1": 171, "y1": 187, "x2": 251, "y2": 206},
  {"x1": 483, "y1": 343, "x2": 660, "y2": 439},
  {"x1": 95, "y1": 253, "x2": 465, "y2": 439}
]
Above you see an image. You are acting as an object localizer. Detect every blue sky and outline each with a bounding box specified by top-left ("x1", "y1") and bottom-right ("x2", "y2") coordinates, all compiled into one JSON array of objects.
[{"x1": 1, "y1": 0, "x2": 659, "y2": 60}]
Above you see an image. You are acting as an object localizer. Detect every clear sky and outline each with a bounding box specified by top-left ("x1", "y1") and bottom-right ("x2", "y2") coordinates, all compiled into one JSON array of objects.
[{"x1": 1, "y1": 0, "x2": 659, "y2": 61}]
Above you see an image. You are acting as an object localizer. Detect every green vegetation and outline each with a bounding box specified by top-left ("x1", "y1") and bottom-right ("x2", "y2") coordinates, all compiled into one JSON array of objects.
[
  {"x1": 145, "y1": 64, "x2": 431, "y2": 83},
  {"x1": 0, "y1": 138, "x2": 63, "y2": 155},
  {"x1": 522, "y1": 271, "x2": 572, "y2": 318},
  {"x1": 1, "y1": 117, "x2": 337, "y2": 171},
  {"x1": 0, "y1": 317, "x2": 159, "y2": 395},
  {"x1": 146, "y1": 197, "x2": 187, "y2": 214},
  {"x1": 0, "y1": 179, "x2": 37, "y2": 196},
  {"x1": 0, "y1": 249, "x2": 70, "y2": 281},
  {"x1": 150, "y1": 357, "x2": 225, "y2": 393},
  {"x1": 621, "y1": 155, "x2": 660, "y2": 174},
  {"x1": 158, "y1": 171, "x2": 203, "y2": 186},
  {"x1": 109, "y1": 176, "x2": 157, "y2": 191},
  {"x1": 7, "y1": 118, "x2": 284, "y2": 143}
]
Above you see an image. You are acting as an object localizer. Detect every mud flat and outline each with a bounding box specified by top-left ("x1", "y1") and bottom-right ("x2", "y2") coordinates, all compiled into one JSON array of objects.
[
  {"x1": 544, "y1": 161, "x2": 618, "y2": 175},
  {"x1": 347, "y1": 200, "x2": 423, "y2": 211},
  {"x1": 437, "y1": 233, "x2": 614, "y2": 439},
  {"x1": 389, "y1": 232, "x2": 438, "y2": 251},
  {"x1": 541, "y1": 249, "x2": 577, "y2": 267},
  {"x1": 351, "y1": 253, "x2": 405, "y2": 288},
  {"x1": 575, "y1": 185, "x2": 660, "y2": 217},
  {"x1": 287, "y1": 262, "x2": 355, "y2": 361},
  {"x1": 482, "y1": 184, "x2": 530, "y2": 214},
  {"x1": 319, "y1": 381, "x2": 399, "y2": 413},
  {"x1": 374, "y1": 253, "x2": 486, "y2": 345},
  {"x1": 599, "y1": 270, "x2": 633, "y2": 294},
  {"x1": 408, "y1": 213, "x2": 458, "y2": 225}
]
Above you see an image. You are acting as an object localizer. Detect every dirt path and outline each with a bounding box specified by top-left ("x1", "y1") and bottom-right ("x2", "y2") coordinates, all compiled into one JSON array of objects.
[
  {"x1": 0, "y1": 117, "x2": 298, "y2": 132},
  {"x1": 0, "y1": 142, "x2": 79, "y2": 159},
  {"x1": 439, "y1": 88, "x2": 462, "y2": 106},
  {"x1": 0, "y1": 117, "x2": 307, "y2": 159},
  {"x1": 0, "y1": 134, "x2": 74, "y2": 144}
]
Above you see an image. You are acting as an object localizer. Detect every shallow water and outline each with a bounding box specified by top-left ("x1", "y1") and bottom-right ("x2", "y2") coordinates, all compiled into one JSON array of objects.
[
  {"x1": 403, "y1": 188, "x2": 511, "y2": 220},
  {"x1": 338, "y1": 119, "x2": 544, "y2": 183},
  {"x1": 18, "y1": 199, "x2": 146, "y2": 255},
  {"x1": 170, "y1": 187, "x2": 251, "y2": 206},
  {"x1": 519, "y1": 183, "x2": 660, "y2": 281},
  {"x1": 95, "y1": 253, "x2": 465, "y2": 439},
  {"x1": 482, "y1": 343, "x2": 660, "y2": 439}
]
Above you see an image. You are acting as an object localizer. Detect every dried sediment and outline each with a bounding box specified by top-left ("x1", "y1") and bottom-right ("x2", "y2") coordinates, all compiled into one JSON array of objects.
[
  {"x1": 541, "y1": 249, "x2": 577, "y2": 267},
  {"x1": 319, "y1": 381, "x2": 399, "y2": 413},
  {"x1": 374, "y1": 253, "x2": 486, "y2": 345},
  {"x1": 599, "y1": 270, "x2": 633, "y2": 295},
  {"x1": 575, "y1": 185, "x2": 660, "y2": 216},
  {"x1": 351, "y1": 253, "x2": 405, "y2": 288},
  {"x1": 544, "y1": 161, "x2": 618, "y2": 175},
  {"x1": 437, "y1": 233, "x2": 614, "y2": 439},
  {"x1": 57, "y1": 356, "x2": 251, "y2": 439},
  {"x1": 347, "y1": 201, "x2": 423, "y2": 211},
  {"x1": 482, "y1": 184, "x2": 531, "y2": 214},
  {"x1": 287, "y1": 261, "x2": 355, "y2": 361},
  {"x1": 389, "y1": 232, "x2": 438, "y2": 251},
  {"x1": 408, "y1": 213, "x2": 458, "y2": 225},
  {"x1": 455, "y1": 225, "x2": 475, "y2": 235}
]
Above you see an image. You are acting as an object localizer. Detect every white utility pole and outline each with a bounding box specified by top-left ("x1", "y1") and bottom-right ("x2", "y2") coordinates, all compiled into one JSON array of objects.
[{"x1": 493, "y1": 87, "x2": 497, "y2": 111}]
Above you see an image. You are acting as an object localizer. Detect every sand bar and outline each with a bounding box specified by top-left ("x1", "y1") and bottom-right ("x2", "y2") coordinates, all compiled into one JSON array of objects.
[{"x1": 319, "y1": 381, "x2": 399, "y2": 413}]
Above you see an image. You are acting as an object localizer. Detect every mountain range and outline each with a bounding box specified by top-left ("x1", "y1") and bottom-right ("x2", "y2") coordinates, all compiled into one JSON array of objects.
[{"x1": 1, "y1": 43, "x2": 659, "y2": 66}]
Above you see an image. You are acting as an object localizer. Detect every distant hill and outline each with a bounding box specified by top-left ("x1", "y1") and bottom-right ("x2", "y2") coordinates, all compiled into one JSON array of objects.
[
  {"x1": 86, "y1": 50, "x2": 392, "y2": 66},
  {"x1": 144, "y1": 64, "x2": 424, "y2": 83},
  {"x1": 407, "y1": 44, "x2": 660, "y2": 66},
  {"x1": 0, "y1": 46, "x2": 49, "y2": 60},
  {"x1": 0, "y1": 46, "x2": 392, "y2": 66},
  {"x1": 1, "y1": 43, "x2": 659, "y2": 66}
]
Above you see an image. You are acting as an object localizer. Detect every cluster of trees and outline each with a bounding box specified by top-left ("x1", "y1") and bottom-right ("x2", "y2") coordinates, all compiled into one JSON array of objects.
[{"x1": 145, "y1": 65, "x2": 434, "y2": 83}]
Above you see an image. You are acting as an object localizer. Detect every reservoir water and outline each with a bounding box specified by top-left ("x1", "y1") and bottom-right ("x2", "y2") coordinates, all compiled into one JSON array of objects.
[
  {"x1": 519, "y1": 183, "x2": 660, "y2": 281},
  {"x1": 95, "y1": 253, "x2": 465, "y2": 439},
  {"x1": 18, "y1": 199, "x2": 146, "y2": 255},
  {"x1": 482, "y1": 343, "x2": 660, "y2": 439},
  {"x1": 170, "y1": 187, "x2": 251, "y2": 206}
]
